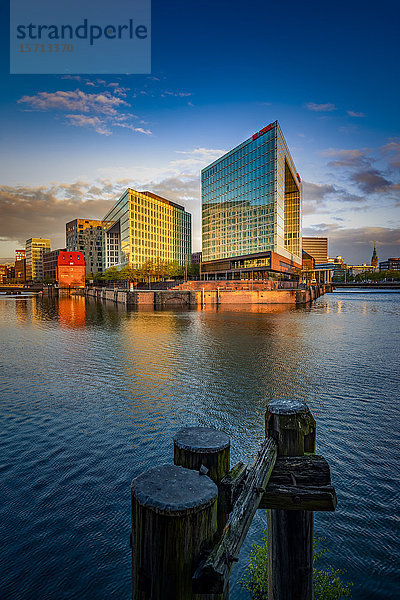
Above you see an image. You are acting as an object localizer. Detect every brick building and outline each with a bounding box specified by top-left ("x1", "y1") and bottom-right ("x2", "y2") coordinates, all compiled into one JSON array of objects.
[{"x1": 57, "y1": 251, "x2": 86, "y2": 288}]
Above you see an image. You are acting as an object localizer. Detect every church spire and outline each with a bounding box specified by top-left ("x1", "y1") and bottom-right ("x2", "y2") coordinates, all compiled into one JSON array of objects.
[{"x1": 371, "y1": 242, "x2": 379, "y2": 268}]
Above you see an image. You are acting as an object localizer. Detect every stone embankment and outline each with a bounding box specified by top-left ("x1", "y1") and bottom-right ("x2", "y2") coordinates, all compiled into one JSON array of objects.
[{"x1": 85, "y1": 282, "x2": 330, "y2": 308}]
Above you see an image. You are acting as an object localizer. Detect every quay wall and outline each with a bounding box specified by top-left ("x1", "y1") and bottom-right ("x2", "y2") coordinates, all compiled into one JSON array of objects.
[{"x1": 85, "y1": 284, "x2": 328, "y2": 307}]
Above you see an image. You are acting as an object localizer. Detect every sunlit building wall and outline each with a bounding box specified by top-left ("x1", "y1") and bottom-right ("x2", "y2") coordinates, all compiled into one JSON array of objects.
[
  {"x1": 202, "y1": 121, "x2": 302, "y2": 274},
  {"x1": 25, "y1": 238, "x2": 51, "y2": 281},
  {"x1": 102, "y1": 189, "x2": 192, "y2": 270},
  {"x1": 66, "y1": 219, "x2": 104, "y2": 274},
  {"x1": 302, "y1": 237, "x2": 328, "y2": 264}
]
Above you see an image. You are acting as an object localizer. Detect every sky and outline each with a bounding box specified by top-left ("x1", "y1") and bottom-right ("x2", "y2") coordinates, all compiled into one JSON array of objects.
[{"x1": 1, "y1": 0, "x2": 399, "y2": 264}]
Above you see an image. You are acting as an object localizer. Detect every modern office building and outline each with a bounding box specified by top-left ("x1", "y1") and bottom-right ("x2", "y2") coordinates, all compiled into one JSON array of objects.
[
  {"x1": 25, "y1": 238, "x2": 51, "y2": 280},
  {"x1": 302, "y1": 237, "x2": 328, "y2": 264},
  {"x1": 43, "y1": 248, "x2": 66, "y2": 282},
  {"x1": 201, "y1": 121, "x2": 302, "y2": 280},
  {"x1": 102, "y1": 189, "x2": 192, "y2": 271},
  {"x1": 66, "y1": 219, "x2": 104, "y2": 274},
  {"x1": 379, "y1": 257, "x2": 400, "y2": 271}
]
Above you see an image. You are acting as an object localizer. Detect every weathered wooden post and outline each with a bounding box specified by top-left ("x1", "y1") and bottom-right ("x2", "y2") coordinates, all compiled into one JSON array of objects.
[
  {"x1": 131, "y1": 463, "x2": 218, "y2": 600},
  {"x1": 265, "y1": 399, "x2": 316, "y2": 600},
  {"x1": 173, "y1": 426, "x2": 230, "y2": 534}
]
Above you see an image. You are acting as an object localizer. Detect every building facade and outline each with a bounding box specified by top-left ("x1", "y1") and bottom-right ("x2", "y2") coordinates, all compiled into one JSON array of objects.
[
  {"x1": 201, "y1": 121, "x2": 302, "y2": 279},
  {"x1": 25, "y1": 238, "x2": 51, "y2": 281},
  {"x1": 43, "y1": 248, "x2": 66, "y2": 282},
  {"x1": 302, "y1": 237, "x2": 328, "y2": 264},
  {"x1": 379, "y1": 257, "x2": 400, "y2": 271},
  {"x1": 102, "y1": 189, "x2": 192, "y2": 271},
  {"x1": 66, "y1": 219, "x2": 104, "y2": 275},
  {"x1": 15, "y1": 249, "x2": 26, "y2": 261},
  {"x1": 15, "y1": 259, "x2": 26, "y2": 283},
  {"x1": 57, "y1": 251, "x2": 86, "y2": 287}
]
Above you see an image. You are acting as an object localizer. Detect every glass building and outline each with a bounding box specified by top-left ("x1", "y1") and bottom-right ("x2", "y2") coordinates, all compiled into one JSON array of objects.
[
  {"x1": 102, "y1": 189, "x2": 192, "y2": 270},
  {"x1": 201, "y1": 121, "x2": 302, "y2": 279}
]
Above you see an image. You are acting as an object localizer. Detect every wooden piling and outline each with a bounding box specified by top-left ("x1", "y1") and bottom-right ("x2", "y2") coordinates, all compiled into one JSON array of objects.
[
  {"x1": 173, "y1": 427, "x2": 230, "y2": 485},
  {"x1": 131, "y1": 463, "x2": 218, "y2": 600},
  {"x1": 265, "y1": 399, "x2": 316, "y2": 600}
]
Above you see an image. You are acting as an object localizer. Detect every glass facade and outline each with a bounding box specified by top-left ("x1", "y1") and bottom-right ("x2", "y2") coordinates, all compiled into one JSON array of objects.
[
  {"x1": 202, "y1": 121, "x2": 302, "y2": 265},
  {"x1": 102, "y1": 189, "x2": 192, "y2": 270}
]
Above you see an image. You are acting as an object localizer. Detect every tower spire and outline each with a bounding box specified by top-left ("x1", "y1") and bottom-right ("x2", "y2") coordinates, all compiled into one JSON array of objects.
[{"x1": 371, "y1": 241, "x2": 378, "y2": 268}]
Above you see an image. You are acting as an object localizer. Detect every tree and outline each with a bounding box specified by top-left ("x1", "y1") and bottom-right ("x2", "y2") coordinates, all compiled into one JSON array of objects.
[{"x1": 240, "y1": 527, "x2": 352, "y2": 600}]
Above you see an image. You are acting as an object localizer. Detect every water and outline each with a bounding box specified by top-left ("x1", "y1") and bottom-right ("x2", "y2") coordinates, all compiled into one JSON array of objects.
[{"x1": 0, "y1": 291, "x2": 399, "y2": 599}]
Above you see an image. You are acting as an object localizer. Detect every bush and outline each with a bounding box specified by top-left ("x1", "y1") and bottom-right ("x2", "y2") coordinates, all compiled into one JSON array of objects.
[{"x1": 240, "y1": 528, "x2": 352, "y2": 599}]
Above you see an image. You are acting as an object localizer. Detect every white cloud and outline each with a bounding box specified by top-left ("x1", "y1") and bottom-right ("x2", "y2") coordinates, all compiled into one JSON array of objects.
[
  {"x1": 305, "y1": 102, "x2": 337, "y2": 112},
  {"x1": 18, "y1": 89, "x2": 128, "y2": 116},
  {"x1": 347, "y1": 110, "x2": 366, "y2": 117}
]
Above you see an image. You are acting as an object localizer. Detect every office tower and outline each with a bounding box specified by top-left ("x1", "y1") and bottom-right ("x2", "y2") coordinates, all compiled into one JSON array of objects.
[
  {"x1": 65, "y1": 219, "x2": 104, "y2": 274},
  {"x1": 302, "y1": 237, "x2": 328, "y2": 264},
  {"x1": 25, "y1": 238, "x2": 51, "y2": 280},
  {"x1": 201, "y1": 121, "x2": 301, "y2": 280},
  {"x1": 102, "y1": 189, "x2": 191, "y2": 270}
]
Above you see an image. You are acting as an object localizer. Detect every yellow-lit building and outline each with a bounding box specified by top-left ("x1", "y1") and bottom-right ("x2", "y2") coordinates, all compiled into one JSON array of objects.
[
  {"x1": 25, "y1": 238, "x2": 51, "y2": 281},
  {"x1": 102, "y1": 189, "x2": 192, "y2": 270},
  {"x1": 65, "y1": 219, "x2": 104, "y2": 274}
]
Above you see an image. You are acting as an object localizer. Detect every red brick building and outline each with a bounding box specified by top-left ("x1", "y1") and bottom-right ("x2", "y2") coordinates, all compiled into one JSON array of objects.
[{"x1": 57, "y1": 251, "x2": 85, "y2": 288}]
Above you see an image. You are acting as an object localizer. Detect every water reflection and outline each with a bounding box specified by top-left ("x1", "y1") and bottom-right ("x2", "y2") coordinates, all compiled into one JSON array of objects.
[{"x1": 0, "y1": 292, "x2": 399, "y2": 600}]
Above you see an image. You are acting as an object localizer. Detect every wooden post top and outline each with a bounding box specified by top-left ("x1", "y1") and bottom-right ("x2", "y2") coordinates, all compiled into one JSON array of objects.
[
  {"x1": 174, "y1": 427, "x2": 230, "y2": 453},
  {"x1": 265, "y1": 400, "x2": 316, "y2": 456},
  {"x1": 131, "y1": 464, "x2": 218, "y2": 515}
]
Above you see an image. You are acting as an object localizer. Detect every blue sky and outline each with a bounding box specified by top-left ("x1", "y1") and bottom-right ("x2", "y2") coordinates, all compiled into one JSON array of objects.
[{"x1": 1, "y1": 0, "x2": 399, "y2": 263}]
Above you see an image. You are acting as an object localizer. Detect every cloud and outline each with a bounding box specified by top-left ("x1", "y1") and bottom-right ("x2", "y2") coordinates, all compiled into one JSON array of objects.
[
  {"x1": 171, "y1": 147, "x2": 227, "y2": 169},
  {"x1": 347, "y1": 110, "x2": 366, "y2": 117},
  {"x1": 18, "y1": 89, "x2": 128, "y2": 116},
  {"x1": 302, "y1": 224, "x2": 400, "y2": 263},
  {"x1": 324, "y1": 147, "x2": 400, "y2": 201},
  {"x1": 17, "y1": 87, "x2": 151, "y2": 136},
  {"x1": 351, "y1": 169, "x2": 393, "y2": 193},
  {"x1": 302, "y1": 181, "x2": 363, "y2": 215},
  {"x1": 65, "y1": 114, "x2": 112, "y2": 135},
  {"x1": 305, "y1": 102, "x2": 337, "y2": 112},
  {"x1": 380, "y1": 140, "x2": 400, "y2": 168}
]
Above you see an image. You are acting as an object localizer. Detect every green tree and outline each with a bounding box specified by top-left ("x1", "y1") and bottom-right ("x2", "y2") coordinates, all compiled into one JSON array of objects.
[
  {"x1": 103, "y1": 266, "x2": 122, "y2": 280},
  {"x1": 240, "y1": 527, "x2": 352, "y2": 600}
]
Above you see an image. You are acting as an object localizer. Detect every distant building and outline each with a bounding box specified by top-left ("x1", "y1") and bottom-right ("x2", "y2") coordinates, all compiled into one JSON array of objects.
[
  {"x1": 43, "y1": 249, "x2": 66, "y2": 282},
  {"x1": 15, "y1": 249, "x2": 26, "y2": 261},
  {"x1": 371, "y1": 242, "x2": 379, "y2": 268},
  {"x1": 102, "y1": 189, "x2": 191, "y2": 271},
  {"x1": 201, "y1": 121, "x2": 302, "y2": 280},
  {"x1": 0, "y1": 265, "x2": 9, "y2": 283},
  {"x1": 15, "y1": 259, "x2": 26, "y2": 283},
  {"x1": 348, "y1": 263, "x2": 374, "y2": 277},
  {"x1": 66, "y1": 219, "x2": 104, "y2": 275},
  {"x1": 25, "y1": 238, "x2": 51, "y2": 281},
  {"x1": 379, "y1": 257, "x2": 400, "y2": 271},
  {"x1": 191, "y1": 252, "x2": 202, "y2": 264},
  {"x1": 302, "y1": 237, "x2": 328, "y2": 264},
  {"x1": 57, "y1": 251, "x2": 86, "y2": 288}
]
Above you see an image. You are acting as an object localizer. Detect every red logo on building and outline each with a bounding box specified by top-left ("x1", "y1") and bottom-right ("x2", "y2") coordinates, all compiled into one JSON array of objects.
[{"x1": 252, "y1": 123, "x2": 274, "y2": 141}]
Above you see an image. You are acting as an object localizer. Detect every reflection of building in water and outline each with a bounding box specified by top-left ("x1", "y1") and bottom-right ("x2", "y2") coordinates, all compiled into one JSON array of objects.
[
  {"x1": 14, "y1": 298, "x2": 30, "y2": 323},
  {"x1": 58, "y1": 296, "x2": 87, "y2": 328}
]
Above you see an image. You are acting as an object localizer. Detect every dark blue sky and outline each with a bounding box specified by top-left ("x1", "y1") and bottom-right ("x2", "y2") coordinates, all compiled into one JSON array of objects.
[{"x1": 1, "y1": 0, "x2": 399, "y2": 262}]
